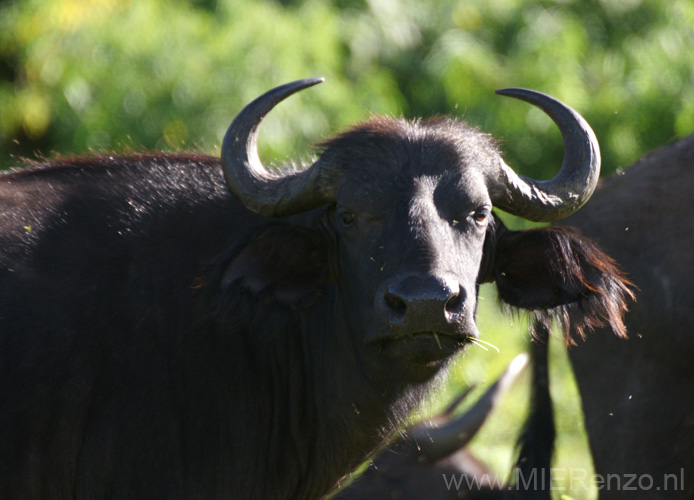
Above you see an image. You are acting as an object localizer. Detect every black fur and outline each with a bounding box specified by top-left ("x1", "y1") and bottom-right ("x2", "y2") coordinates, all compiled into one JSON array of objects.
[{"x1": 564, "y1": 133, "x2": 694, "y2": 498}]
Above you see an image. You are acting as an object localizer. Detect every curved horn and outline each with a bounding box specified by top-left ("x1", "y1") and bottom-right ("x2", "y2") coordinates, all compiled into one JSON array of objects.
[
  {"x1": 440, "y1": 385, "x2": 476, "y2": 417},
  {"x1": 489, "y1": 89, "x2": 600, "y2": 222},
  {"x1": 221, "y1": 78, "x2": 338, "y2": 217},
  {"x1": 410, "y1": 353, "x2": 529, "y2": 463}
]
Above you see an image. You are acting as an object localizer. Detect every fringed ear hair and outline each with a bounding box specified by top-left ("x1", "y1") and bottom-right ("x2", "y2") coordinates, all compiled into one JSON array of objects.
[{"x1": 493, "y1": 226, "x2": 635, "y2": 345}]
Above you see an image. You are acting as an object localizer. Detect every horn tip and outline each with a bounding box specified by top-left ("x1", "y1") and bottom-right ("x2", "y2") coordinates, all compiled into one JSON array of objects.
[
  {"x1": 302, "y1": 76, "x2": 325, "y2": 87},
  {"x1": 495, "y1": 87, "x2": 551, "y2": 102},
  {"x1": 277, "y1": 77, "x2": 325, "y2": 98},
  {"x1": 505, "y1": 352, "x2": 530, "y2": 382},
  {"x1": 495, "y1": 87, "x2": 521, "y2": 97}
]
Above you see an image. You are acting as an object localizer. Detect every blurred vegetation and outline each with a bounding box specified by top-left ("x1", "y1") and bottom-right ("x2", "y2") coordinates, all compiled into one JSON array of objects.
[
  {"x1": 3, "y1": 0, "x2": 694, "y2": 498},
  {"x1": 2, "y1": 0, "x2": 694, "y2": 175}
]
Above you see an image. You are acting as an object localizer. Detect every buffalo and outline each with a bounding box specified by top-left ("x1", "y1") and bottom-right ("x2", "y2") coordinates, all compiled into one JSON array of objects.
[
  {"x1": 0, "y1": 78, "x2": 631, "y2": 499},
  {"x1": 563, "y1": 133, "x2": 694, "y2": 498}
]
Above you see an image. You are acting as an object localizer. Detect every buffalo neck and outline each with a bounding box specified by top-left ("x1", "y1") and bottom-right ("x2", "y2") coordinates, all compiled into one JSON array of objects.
[{"x1": 195, "y1": 285, "x2": 445, "y2": 499}]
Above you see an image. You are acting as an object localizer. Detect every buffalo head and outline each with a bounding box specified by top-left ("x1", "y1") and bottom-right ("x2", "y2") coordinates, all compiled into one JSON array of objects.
[{"x1": 219, "y1": 78, "x2": 607, "y2": 371}]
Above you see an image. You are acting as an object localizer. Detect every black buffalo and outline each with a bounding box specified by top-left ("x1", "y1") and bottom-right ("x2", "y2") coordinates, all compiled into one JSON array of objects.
[
  {"x1": 0, "y1": 78, "x2": 631, "y2": 499},
  {"x1": 563, "y1": 133, "x2": 694, "y2": 498}
]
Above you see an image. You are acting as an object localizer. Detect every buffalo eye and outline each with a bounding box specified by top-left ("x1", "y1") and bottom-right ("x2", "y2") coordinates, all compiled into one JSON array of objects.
[
  {"x1": 471, "y1": 208, "x2": 490, "y2": 227},
  {"x1": 340, "y1": 211, "x2": 356, "y2": 227}
]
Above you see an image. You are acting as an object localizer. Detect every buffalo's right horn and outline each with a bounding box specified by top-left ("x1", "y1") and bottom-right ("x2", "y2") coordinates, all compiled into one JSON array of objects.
[
  {"x1": 221, "y1": 78, "x2": 339, "y2": 217},
  {"x1": 410, "y1": 353, "x2": 529, "y2": 463}
]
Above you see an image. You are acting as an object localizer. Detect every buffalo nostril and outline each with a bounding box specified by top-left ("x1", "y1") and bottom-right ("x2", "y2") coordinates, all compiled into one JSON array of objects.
[
  {"x1": 384, "y1": 291, "x2": 407, "y2": 322},
  {"x1": 444, "y1": 289, "x2": 463, "y2": 313}
]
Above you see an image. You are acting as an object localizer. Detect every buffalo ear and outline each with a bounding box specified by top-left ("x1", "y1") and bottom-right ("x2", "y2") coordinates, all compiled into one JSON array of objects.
[
  {"x1": 222, "y1": 224, "x2": 329, "y2": 309},
  {"x1": 492, "y1": 226, "x2": 634, "y2": 342},
  {"x1": 493, "y1": 226, "x2": 585, "y2": 309}
]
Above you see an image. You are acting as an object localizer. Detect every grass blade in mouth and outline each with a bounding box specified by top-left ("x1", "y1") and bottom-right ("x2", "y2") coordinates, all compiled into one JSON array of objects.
[
  {"x1": 468, "y1": 336, "x2": 500, "y2": 353},
  {"x1": 433, "y1": 332, "x2": 442, "y2": 350}
]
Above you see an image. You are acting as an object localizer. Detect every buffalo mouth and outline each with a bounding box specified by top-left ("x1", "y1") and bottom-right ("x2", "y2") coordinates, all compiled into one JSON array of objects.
[{"x1": 376, "y1": 331, "x2": 475, "y2": 364}]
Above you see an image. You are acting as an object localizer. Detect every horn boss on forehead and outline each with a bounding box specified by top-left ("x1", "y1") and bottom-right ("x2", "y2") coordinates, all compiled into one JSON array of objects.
[{"x1": 221, "y1": 80, "x2": 600, "y2": 222}]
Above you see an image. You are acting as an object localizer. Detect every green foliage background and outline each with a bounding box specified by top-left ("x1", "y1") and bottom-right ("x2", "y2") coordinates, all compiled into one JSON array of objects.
[
  {"x1": 2, "y1": 0, "x2": 694, "y2": 173},
  {"x1": 2, "y1": 0, "x2": 694, "y2": 497}
]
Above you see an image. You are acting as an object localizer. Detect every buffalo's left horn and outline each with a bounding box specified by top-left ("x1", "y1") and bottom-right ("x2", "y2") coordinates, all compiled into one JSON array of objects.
[
  {"x1": 489, "y1": 89, "x2": 600, "y2": 222},
  {"x1": 221, "y1": 78, "x2": 338, "y2": 217},
  {"x1": 410, "y1": 353, "x2": 529, "y2": 463}
]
